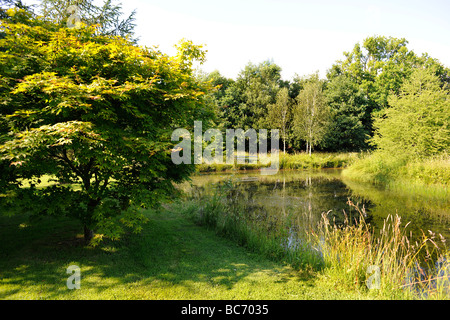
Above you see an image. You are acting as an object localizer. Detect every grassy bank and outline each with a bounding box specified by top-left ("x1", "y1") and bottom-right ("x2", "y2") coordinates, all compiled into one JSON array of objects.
[
  {"x1": 1, "y1": 196, "x2": 448, "y2": 299},
  {"x1": 2, "y1": 164, "x2": 449, "y2": 300},
  {"x1": 181, "y1": 183, "x2": 450, "y2": 300},
  {"x1": 0, "y1": 207, "x2": 377, "y2": 300},
  {"x1": 196, "y1": 152, "x2": 359, "y2": 173},
  {"x1": 342, "y1": 153, "x2": 450, "y2": 198}
]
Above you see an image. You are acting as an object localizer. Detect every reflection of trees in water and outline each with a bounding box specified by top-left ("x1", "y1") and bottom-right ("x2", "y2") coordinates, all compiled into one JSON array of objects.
[
  {"x1": 187, "y1": 171, "x2": 450, "y2": 243},
  {"x1": 341, "y1": 178, "x2": 450, "y2": 242},
  {"x1": 235, "y1": 177, "x2": 374, "y2": 228},
  {"x1": 190, "y1": 175, "x2": 371, "y2": 235}
]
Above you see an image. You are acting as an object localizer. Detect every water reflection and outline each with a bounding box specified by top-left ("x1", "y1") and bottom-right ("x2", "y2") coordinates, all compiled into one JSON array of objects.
[{"x1": 183, "y1": 169, "x2": 450, "y2": 243}]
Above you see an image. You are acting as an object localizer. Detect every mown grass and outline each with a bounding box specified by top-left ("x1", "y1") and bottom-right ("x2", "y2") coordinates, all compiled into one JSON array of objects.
[{"x1": 0, "y1": 207, "x2": 376, "y2": 300}]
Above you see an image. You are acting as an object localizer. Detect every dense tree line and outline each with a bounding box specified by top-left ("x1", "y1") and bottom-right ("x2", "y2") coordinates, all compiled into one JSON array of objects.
[{"x1": 204, "y1": 36, "x2": 449, "y2": 154}]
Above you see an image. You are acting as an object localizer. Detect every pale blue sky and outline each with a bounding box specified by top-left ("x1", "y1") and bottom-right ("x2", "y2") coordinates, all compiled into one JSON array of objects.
[{"x1": 24, "y1": 0, "x2": 450, "y2": 80}]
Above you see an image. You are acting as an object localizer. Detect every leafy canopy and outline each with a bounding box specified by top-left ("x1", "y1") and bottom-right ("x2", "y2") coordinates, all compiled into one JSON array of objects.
[
  {"x1": 292, "y1": 74, "x2": 330, "y2": 155},
  {"x1": 323, "y1": 74, "x2": 370, "y2": 151},
  {"x1": 0, "y1": 13, "x2": 212, "y2": 242},
  {"x1": 370, "y1": 68, "x2": 450, "y2": 159}
]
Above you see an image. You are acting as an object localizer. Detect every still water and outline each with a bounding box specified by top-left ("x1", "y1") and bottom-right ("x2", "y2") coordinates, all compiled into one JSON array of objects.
[{"x1": 184, "y1": 169, "x2": 450, "y2": 243}]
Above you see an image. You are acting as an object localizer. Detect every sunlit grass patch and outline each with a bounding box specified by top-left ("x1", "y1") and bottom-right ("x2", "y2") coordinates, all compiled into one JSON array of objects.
[
  {"x1": 0, "y1": 206, "x2": 367, "y2": 300},
  {"x1": 342, "y1": 152, "x2": 450, "y2": 199}
]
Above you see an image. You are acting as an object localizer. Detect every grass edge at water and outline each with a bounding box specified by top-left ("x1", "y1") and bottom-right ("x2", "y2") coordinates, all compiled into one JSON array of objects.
[
  {"x1": 178, "y1": 187, "x2": 450, "y2": 300},
  {"x1": 196, "y1": 152, "x2": 359, "y2": 173},
  {"x1": 342, "y1": 152, "x2": 450, "y2": 198}
]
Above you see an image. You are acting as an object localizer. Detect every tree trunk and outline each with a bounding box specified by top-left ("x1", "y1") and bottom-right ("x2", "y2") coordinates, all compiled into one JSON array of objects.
[
  {"x1": 84, "y1": 225, "x2": 94, "y2": 243},
  {"x1": 83, "y1": 197, "x2": 99, "y2": 243}
]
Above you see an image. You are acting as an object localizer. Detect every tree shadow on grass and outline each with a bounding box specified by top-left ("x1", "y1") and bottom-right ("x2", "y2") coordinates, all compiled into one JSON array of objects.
[
  {"x1": 0, "y1": 211, "x2": 314, "y2": 299},
  {"x1": 94, "y1": 211, "x2": 315, "y2": 298}
]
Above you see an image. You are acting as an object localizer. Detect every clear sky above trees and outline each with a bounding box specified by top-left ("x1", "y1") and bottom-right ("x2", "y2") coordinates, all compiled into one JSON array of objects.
[
  {"x1": 21, "y1": 0, "x2": 450, "y2": 80},
  {"x1": 24, "y1": 0, "x2": 449, "y2": 81}
]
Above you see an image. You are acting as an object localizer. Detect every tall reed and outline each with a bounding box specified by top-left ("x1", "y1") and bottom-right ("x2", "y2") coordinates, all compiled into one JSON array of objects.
[{"x1": 308, "y1": 200, "x2": 449, "y2": 298}]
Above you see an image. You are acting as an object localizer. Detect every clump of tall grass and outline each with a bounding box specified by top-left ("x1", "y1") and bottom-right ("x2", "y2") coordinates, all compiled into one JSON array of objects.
[
  {"x1": 196, "y1": 152, "x2": 358, "y2": 173},
  {"x1": 400, "y1": 154, "x2": 450, "y2": 186},
  {"x1": 311, "y1": 200, "x2": 450, "y2": 299},
  {"x1": 342, "y1": 152, "x2": 406, "y2": 184},
  {"x1": 279, "y1": 152, "x2": 358, "y2": 170},
  {"x1": 343, "y1": 152, "x2": 450, "y2": 189}
]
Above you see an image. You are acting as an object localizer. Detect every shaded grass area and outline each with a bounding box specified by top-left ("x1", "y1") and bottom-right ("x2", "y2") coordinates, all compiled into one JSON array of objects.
[{"x1": 0, "y1": 209, "x2": 374, "y2": 300}]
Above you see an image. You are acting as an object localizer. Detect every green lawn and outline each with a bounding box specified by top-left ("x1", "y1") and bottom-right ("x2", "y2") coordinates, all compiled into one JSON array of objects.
[{"x1": 0, "y1": 208, "x2": 376, "y2": 300}]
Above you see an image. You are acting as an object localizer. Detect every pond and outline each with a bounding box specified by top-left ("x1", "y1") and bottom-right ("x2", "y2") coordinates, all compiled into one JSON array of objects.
[{"x1": 183, "y1": 169, "x2": 450, "y2": 245}]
